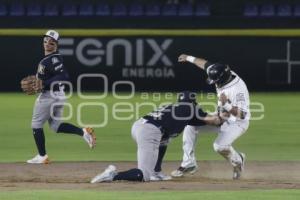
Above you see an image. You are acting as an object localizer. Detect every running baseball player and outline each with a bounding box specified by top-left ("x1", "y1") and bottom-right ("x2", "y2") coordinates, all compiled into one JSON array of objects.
[
  {"x1": 90, "y1": 91, "x2": 223, "y2": 183},
  {"x1": 171, "y1": 54, "x2": 250, "y2": 180},
  {"x1": 26, "y1": 30, "x2": 96, "y2": 164}
]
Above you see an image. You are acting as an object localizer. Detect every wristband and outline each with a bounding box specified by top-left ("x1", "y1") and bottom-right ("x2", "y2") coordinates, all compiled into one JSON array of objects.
[
  {"x1": 186, "y1": 56, "x2": 196, "y2": 63},
  {"x1": 222, "y1": 102, "x2": 233, "y2": 112}
]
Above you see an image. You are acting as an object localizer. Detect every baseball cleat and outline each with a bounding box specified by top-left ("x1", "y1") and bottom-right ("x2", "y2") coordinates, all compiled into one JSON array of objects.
[
  {"x1": 83, "y1": 127, "x2": 96, "y2": 148},
  {"x1": 27, "y1": 154, "x2": 50, "y2": 164},
  {"x1": 171, "y1": 165, "x2": 198, "y2": 177},
  {"x1": 91, "y1": 165, "x2": 117, "y2": 183},
  {"x1": 150, "y1": 171, "x2": 172, "y2": 181},
  {"x1": 233, "y1": 152, "x2": 246, "y2": 180}
]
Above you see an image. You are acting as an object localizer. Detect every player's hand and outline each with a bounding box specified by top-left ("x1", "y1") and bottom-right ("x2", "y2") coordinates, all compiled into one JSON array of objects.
[
  {"x1": 178, "y1": 54, "x2": 188, "y2": 62},
  {"x1": 219, "y1": 111, "x2": 230, "y2": 120},
  {"x1": 219, "y1": 93, "x2": 228, "y2": 105}
]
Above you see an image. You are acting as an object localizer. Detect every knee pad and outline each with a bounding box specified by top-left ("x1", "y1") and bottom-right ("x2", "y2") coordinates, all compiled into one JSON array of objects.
[{"x1": 213, "y1": 143, "x2": 231, "y2": 156}]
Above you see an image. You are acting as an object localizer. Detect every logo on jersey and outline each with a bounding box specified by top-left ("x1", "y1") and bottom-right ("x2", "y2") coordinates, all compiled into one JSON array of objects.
[
  {"x1": 52, "y1": 57, "x2": 59, "y2": 64},
  {"x1": 54, "y1": 64, "x2": 63, "y2": 71},
  {"x1": 236, "y1": 93, "x2": 245, "y2": 102},
  {"x1": 37, "y1": 64, "x2": 45, "y2": 75}
]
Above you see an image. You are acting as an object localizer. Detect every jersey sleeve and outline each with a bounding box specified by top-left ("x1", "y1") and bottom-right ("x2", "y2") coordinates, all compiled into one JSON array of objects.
[{"x1": 36, "y1": 63, "x2": 48, "y2": 80}]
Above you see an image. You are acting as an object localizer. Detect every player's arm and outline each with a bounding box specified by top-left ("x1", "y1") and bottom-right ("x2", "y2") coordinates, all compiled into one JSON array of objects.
[
  {"x1": 190, "y1": 105, "x2": 223, "y2": 126},
  {"x1": 219, "y1": 93, "x2": 246, "y2": 119},
  {"x1": 203, "y1": 114, "x2": 223, "y2": 126},
  {"x1": 154, "y1": 136, "x2": 170, "y2": 172},
  {"x1": 178, "y1": 54, "x2": 208, "y2": 70}
]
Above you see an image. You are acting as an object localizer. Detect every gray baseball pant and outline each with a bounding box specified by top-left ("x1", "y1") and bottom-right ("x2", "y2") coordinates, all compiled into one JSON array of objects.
[
  {"x1": 31, "y1": 91, "x2": 65, "y2": 132},
  {"x1": 131, "y1": 118, "x2": 162, "y2": 181}
]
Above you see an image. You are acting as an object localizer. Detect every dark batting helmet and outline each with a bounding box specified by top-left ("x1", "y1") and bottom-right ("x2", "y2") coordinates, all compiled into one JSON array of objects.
[
  {"x1": 177, "y1": 91, "x2": 197, "y2": 103},
  {"x1": 206, "y1": 63, "x2": 232, "y2": 86}
]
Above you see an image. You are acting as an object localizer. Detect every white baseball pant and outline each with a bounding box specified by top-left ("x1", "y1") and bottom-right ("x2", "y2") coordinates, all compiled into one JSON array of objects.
[{"x1": 180, "y1": 120, "x2": 249, "y2": 168}]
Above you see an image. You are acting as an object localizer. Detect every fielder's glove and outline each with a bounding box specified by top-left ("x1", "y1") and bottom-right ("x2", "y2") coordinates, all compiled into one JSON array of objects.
[{"x1": 20, "y1": 75, "x2": 43, "y2": 95}]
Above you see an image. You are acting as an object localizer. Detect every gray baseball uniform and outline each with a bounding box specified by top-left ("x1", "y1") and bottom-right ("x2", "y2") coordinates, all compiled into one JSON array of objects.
[
  {"x1": 131, "y1": 97, "x2": 207, "y2": 181},
  {"x1": 27, "y1": 30, "x2": 97, "y2": 164}
]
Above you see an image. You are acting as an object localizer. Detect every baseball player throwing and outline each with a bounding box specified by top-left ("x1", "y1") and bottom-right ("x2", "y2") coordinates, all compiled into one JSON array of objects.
[
  {"x1": 90, "y1": 91, "x2": 223, "y2": 183},
  {"x1": 171, "y1": 54, "x2": 250, "y2": 180},
  {"x1": 26, "y1": 30, "x2": 96, "y2": 164}
]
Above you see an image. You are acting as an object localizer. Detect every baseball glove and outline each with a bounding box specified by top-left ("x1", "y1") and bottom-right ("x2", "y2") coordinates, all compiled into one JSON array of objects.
[{"x1": 20, "y1": 75, "x2": 43, "y2": 95}]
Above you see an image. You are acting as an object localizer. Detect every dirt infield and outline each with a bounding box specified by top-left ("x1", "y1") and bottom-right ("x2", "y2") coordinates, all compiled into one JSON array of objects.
[{"x1": 0, "y1": 161, "x2": 299, "y2": 191}]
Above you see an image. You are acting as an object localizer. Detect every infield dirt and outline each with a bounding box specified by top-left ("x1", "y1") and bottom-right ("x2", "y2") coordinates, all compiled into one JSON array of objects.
[{"x1": 1, "y1": 161, "x2": 299, "y2": 191}]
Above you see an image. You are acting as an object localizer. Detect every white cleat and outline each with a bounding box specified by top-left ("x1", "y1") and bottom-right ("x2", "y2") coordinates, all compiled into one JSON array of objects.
[
  {"x1": 233, "y1": 152, "x2": 246, "y2": 180},
  {"x1": 83, "y1": 127, "x2": 96, "y2": 148},
  {"x1": 171, "y1": 165, "x2": 198, "y2": 177},
  {"x1": 150, "y1": 171, "x2": 172, "y2": 181},
  {"x1": 91, "y1": 165, "x2": 117, "y2": 183},
  {"x1": 27, "y1": 154, "x2": 50, "y2": 164}
]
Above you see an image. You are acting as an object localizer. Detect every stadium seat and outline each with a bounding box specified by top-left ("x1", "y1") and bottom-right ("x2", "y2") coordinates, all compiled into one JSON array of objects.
[
  {"x1": 79, "y1": 3, "x2": 94, "y2": 16},
  {"x1": 277, "y1": 4, "x2": 292, "y2": 17},
  {"x1": 129, "y1": 3, "x2": 144, "y2": 16},
  {"x1": 95, "y1": 3, "x2": 110, "y2": 16},
  {"x1": 9, "y1": 2, "x2": 25, "y2": 16},
  {"x1": 0, "y1": 3, "x2": 7, "y2": 16},
  {"x1": 161, "y1": 4, "x2": 177, "y2": 16},
  {"x1": 27, "y1": 3, "x2": 42, "y2": 16},
  {"x1": 62, "y1": 3, "x2": 77, "y2": 16},
  {"x1": 178, "y1": 4, "x2": 193, "y2": 16},
  {"x1": 112, "y1": 3, "x2": 127, "y2": 16},
  {"x1": 145, "y1": 4, "x2": 160, "y2": 16},
  {"x1": 260, "y1": 4, "x2": 275, "y2": 17},
  {"x1": 244, "y1": 3, "x2": 258, "y2": 17},
  {"x1": 294, "y1": 4, "x2": 300, "y2": 17},
  {"x1": 44, "y1": 3, "x2": 59, "y2": 16},
  {"x1": 195, "y1": 3, "x2": 210, "y2": 16}
]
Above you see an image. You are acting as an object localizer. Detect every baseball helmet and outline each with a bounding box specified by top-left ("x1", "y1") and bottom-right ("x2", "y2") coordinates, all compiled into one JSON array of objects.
[
  {"x1": 206, "y1": 63, "x2": 231, "y2": 86},
  {"x1": 177, "y1": 91, "x2": 197, "y2": 103},
  {"x1": 44, "y1": 30, "x2": 59, "y2": 42}
]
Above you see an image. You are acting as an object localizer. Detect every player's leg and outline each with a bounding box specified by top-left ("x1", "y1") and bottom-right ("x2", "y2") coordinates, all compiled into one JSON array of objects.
[
  {"x1": 182, "y1": 125, "x2": 199, "y2": 167},
  {"x1": 171, "y1": 125, "x2": 199, "y2": 177},
  {"x1": 132, "y1": 121, "x2": 162, "y2": 181},
  {"x1": 171, "y1": 125, "x2": 219, "y2": 177},
  {"x1": 29, "y1": 93, "x2": 53, "y2": 164},
  {"x1": 110, "y1": 120, "x2": 148, "y2": 181},
  {"x1": 213, "y1": 121, "x2": 249, "y2": 179},
  {"x1": 151, "y1": 138, "x2": 172, "y2": 181},
  {"x1": 91, "y1": 119, "x2": 162, "y2": 183},
  {"x1": 48, "y1": 95, "x2": 96, "y2": 148},
  {"x1": 49, "y1": 103, "x2": 83, "y2": 136}
]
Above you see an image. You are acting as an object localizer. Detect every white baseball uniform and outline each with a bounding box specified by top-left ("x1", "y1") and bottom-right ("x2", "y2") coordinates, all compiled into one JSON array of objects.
[{"x1": 180, "y1": 71, "x2": 250, "y2": 168}]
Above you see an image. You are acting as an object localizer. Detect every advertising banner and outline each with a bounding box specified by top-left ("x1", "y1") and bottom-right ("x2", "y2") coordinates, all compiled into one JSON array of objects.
[{"x1": 1, "y1": 36, "x2": 300, "y2": 91}]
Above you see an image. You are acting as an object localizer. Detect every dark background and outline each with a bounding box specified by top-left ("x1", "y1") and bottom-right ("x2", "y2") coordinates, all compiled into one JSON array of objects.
[{"x1": 0, "y1": 0, "x2": 300, "y2": 92}]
